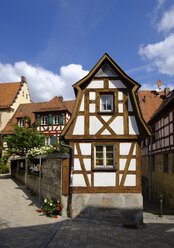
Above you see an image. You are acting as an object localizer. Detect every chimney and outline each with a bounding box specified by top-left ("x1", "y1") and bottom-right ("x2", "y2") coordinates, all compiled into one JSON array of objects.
[
  {"x1": 164, "y1": 87, "x2": 171, "y2": 98},
  {"x1": 58, "y1": 95, "x2": 63, "y2": 102},
  {"x1": 21, "y1": 76, "x2": 26, "y2": 82}
]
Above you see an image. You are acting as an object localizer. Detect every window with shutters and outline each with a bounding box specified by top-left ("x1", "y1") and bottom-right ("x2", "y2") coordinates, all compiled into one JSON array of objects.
[
  {"x1": 94, "y1": 144, "x2": 115, "y2": 168},
  {"x1": 41, "y1": 116, "x2": 48, "y2": 125}
]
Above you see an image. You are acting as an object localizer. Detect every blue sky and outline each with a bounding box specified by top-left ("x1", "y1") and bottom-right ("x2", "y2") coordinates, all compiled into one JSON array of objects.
[{"x1": 0, "y1": 0, "x2": 174, "y2": 101}]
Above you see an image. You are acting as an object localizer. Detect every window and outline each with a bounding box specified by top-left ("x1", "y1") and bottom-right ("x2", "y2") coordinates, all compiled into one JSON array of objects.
[
  {"x1": 18, "y1": 119, "x2": 24, "y2": 127},
  {"x1": 100, "y1": 94, "x2": 113, "y2": 112},
  {"x1": 41, "y1": 116, "x2": 48, "y2": 125},
  {"x1": 53, "y1": 115, "x2": 60, "y2": 125},
  {"x1": 45, "y1": 137, "x2": 51, "y2": 145},
  {"x1": 94, "y1": 144, "x2": 115, "y2": 168}
]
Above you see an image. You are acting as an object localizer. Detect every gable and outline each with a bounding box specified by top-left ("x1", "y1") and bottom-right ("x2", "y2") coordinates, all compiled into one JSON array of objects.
[
  {"x1": 62, "y1": 53, "x2": 151, "y2": 139},
  {"x1": 94, "y1": 62, "x2": 118, "y2": 78}
]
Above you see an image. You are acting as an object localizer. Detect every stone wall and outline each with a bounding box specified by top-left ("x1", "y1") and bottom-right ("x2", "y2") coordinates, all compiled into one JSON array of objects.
[
  {"x1": 11, "y1": 154, "x2": 69, "y2": 207},
  {"x1": 71, "y1": 193, "x2": 143, "y2": 225}
]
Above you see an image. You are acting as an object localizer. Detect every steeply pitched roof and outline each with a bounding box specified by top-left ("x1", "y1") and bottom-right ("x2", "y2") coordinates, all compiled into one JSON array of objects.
[
  {"x1": 0, "y1": 82, "x2": 22, "y2": 109},
  {"x1": 138, "y1": 90, "x2": 164, "y2": 123}
]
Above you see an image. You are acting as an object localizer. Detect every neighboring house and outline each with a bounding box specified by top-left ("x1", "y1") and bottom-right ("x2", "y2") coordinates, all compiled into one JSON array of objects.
[
  {"x1": 61, "y1": 53, "x2": 151, "y2": 225},
  {"x1": 0, "y1": 76, "x2": 30, "y2": 132},
  {"x1": 141, "y1": 89, "x2": 174, "y2": 210},
  {"x1": 1, "y1": 96, "x2": 75, "y2": 146}
]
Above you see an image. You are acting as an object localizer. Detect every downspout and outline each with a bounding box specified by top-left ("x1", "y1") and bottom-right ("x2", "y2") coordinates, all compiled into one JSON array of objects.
[
  {"x1": 59, "y1": 136, "x2": 74, "y2": 218},
  {"x1": 149, "y1": 128, "x2": 152, "y2": 201}
]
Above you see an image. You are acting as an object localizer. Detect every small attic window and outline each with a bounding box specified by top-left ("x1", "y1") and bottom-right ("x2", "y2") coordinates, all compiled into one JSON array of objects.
[{"x1": 18, "y1": 119, "x2": 24, "y2": 127}]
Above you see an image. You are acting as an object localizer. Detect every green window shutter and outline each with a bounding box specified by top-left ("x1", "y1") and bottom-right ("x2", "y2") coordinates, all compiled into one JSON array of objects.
[
  {"x1": 37, "y1": 115, "x2": 41, "y2": 125},
  {"x1": 60, "y1": 114, "x2": 64, "y2": 125},
  {"x1": 48, "y1": 114, "x2": 53, "y2": 125},
  {"x1": 51, "y1": 136, "x2": 57, "y2": 146}
]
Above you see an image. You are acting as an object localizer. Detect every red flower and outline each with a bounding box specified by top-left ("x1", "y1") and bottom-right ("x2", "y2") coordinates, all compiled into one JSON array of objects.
[
  {"x1": 57, "y1": 204, "x2": 60, "y2": 207},
  {"x1": 57, "y1": 207, "x2": 60, "y2": 211},
  {"x1": 54, "y1": 216, "x2": 58, "y2": 218}
]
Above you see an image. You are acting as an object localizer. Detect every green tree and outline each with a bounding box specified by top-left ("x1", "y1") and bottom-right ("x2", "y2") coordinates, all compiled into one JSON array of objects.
[{"x1": 3, "y1": 123, "x2": 45, "y2": 156}]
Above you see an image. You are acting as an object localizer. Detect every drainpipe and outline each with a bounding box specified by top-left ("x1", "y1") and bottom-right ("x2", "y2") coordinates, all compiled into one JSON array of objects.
[
  {"x1": 39, "y1": 155, "x2": 42, "y2": 206},
  {"x1": 149, "y1": 128, "x2": 152, "y2": 201},
  {"x1": 59, "y1": 136, "x2": 74, "y2": 218}
]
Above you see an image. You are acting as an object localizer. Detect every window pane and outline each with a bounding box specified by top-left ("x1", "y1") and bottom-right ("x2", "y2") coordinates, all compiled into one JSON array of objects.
[
  {"x1": 96, "y1": 146, "x2": 103, "y2": 151},
  {"x1": 96, "y1": 152, "x2": 103, "y2": 159},
  {"x1": 106, "y1": 153, "x2": 113, "y2": 158},
  {"x1": 106, "y1": 146, "x2": 113, "y2": 151},
  {"x1": 96, "y1": 159, "x2": 103, "y2": 166},
  {"x1": 106, "y1": 159, "x2": 114, "y2": 166}
]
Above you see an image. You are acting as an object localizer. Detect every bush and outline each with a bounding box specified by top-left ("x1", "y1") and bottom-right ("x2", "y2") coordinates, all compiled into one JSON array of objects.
[
  {"x1": 40, "y1": 198, "x2": 63, "y2": 218},
  {"x1": 0, "y1": 154, "x2": 10, "y2": 174}
]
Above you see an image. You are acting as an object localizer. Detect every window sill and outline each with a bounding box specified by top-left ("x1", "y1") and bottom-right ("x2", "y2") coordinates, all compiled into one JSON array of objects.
[
  {"x1": 92, "y1": 167, "x2": 116, "y2": 172},
  {"x1": 98, "y1": 111, "x2": 114, "y2": 115}
]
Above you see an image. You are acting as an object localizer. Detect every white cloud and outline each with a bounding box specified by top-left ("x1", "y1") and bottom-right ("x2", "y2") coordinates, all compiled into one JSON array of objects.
[
  {"x1": 0, "y1": 61, "x2": 88, "y2": 102},
  {"x1": 157, "y1": 5, "x2": 174, "y2": 32},
  {"x1": 139, "y1": 34, "x2": 174, "y2": 75}
]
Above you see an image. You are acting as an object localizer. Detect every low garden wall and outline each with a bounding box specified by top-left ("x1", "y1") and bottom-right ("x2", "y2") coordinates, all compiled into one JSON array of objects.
[{"x1": 11, "y1": 153, "x2": 70, "y2": 203}]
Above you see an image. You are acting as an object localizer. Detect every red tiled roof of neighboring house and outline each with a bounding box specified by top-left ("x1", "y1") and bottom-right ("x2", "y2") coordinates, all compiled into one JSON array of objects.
[
  {"x1": 64, "y1": 100, "x2": 75, "y2": 113},
  {"x1": 0, "y1": 82, "x2": 22, "y2": 109},
  {"x1": 138, "y1": 90, "x2": 165, "y2": 123},
  {"x1": 149, "y1": 90, "x2": 174, "y2": 124},
  {"x1": 1, "y1": 96, "x2": 75, "y2": 134},
  {"x1": 34, "y1": 96, "x2": 67, "y2": 112}
]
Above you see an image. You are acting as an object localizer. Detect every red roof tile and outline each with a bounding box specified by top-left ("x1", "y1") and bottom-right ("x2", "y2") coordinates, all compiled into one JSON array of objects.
[
  {"x1": 0, "y1": 82, "x2": 22, "y2": 109},
  {"x1": 138, "y1": 90, "x2": 164, "y2": 123}
]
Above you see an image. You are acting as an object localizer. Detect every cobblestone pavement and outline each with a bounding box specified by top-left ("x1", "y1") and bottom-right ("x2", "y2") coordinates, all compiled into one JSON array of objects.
[
  {"x1": 0, "y1": 174, "x2": 64, "y2": 248},
  {"x1": 0, "y1": 174, "x2": 174, "y2": 248}
]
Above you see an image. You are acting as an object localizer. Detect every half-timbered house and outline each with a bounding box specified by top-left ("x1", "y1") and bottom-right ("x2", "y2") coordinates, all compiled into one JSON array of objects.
[
  {"x1": 1, "y1": 96, "x2": 75, "y2": 146},
  {"x1": 141, "y1": 89, "x2": 174, "y2": 209},
  {"x1": 61, "y1": 53, "x2": 151, "y2": 225}
]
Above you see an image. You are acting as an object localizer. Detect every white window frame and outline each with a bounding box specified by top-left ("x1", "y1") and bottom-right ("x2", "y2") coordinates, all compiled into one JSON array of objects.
[
  {"x1": 18, "y1": 119, "x2": 24, "y2": 127},
  {"x1": 94, "y1": 144, "x2": 115, "y2": 168},
  {"x1": 100, "y1": 94, "x2": 114, "y2": 112},
  {"x1": 41, "y1": 116, "x2": 48, "y2": 125},
  {"x1": 53, "y1": 115, "x2": 60, "y2": 125},
  {"x1": 45, "y1": 137, "x2": 51, "y2": 145}
]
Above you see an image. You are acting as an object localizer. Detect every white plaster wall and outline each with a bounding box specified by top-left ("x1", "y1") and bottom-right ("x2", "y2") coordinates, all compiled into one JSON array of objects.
[
  {"x1": 118, "y1": 103, "x2": 123, "y2": 113},
  {"x1": 129, "y1": 159, "x2": 136, "y2": 171},
  {"x1": 129, "y1": 116, "x2": 139, "y2": 135},
  {"x1": 94, "y1": 173, "x2": 116, "y2": 187},
  {"x1": 72, "y1": 174, "x2": 86, "y2": 187},
  {"x1": 109, "y1": 80, "x2": 126, "y2": 89},
  {"x1": 89, "y1": 103, "x2": 95, "y2": 113},
  {"x1": 87, "y1": 80, "x2": 104, "y2": 89},
  {"x1": 83, "y1": 159, "x2": 91, "y2": 171},
  {"x1": 110, "y1": 116, "x2": 124, "y2": 135},
  {"x1": 73, "y1": 116, "x2": 84, "y2": 135},
  {"x1": 79, "y1": 95, "x2": 84, "y2": 111},
  {"x1": 89, "y1": 92, "x2": 96, "y2": 100},
  {"x1": 119, "y1": 159, "x2": 127, "y2": 170},
  {"x1": 124, "y1": 175, "x2": 136, "y2": 186},
  {"x1": 120, "y1": 143, "x2": 131, "y2": 155},
  {"x1": 74, "y1": 158, "x2": 81, "y2": 170},
  {"x1": 87, "y1": 174, "x2": 91, "y2": 186},
  {"x1": 101, "y1": 129, "x2": 111, "y2": 135},
  {"x1": 89, "y1": 116, "x2": 103, "y2": 135},
  {"x1": 118, "y1": 91, "x2": 123, "y2": 100},
  {"x1": 79, "y1": 143, "x2": 91, "y2": 155},
  {"x1": 101, "y1": 116, "x2": 111, "y2": 122}
]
